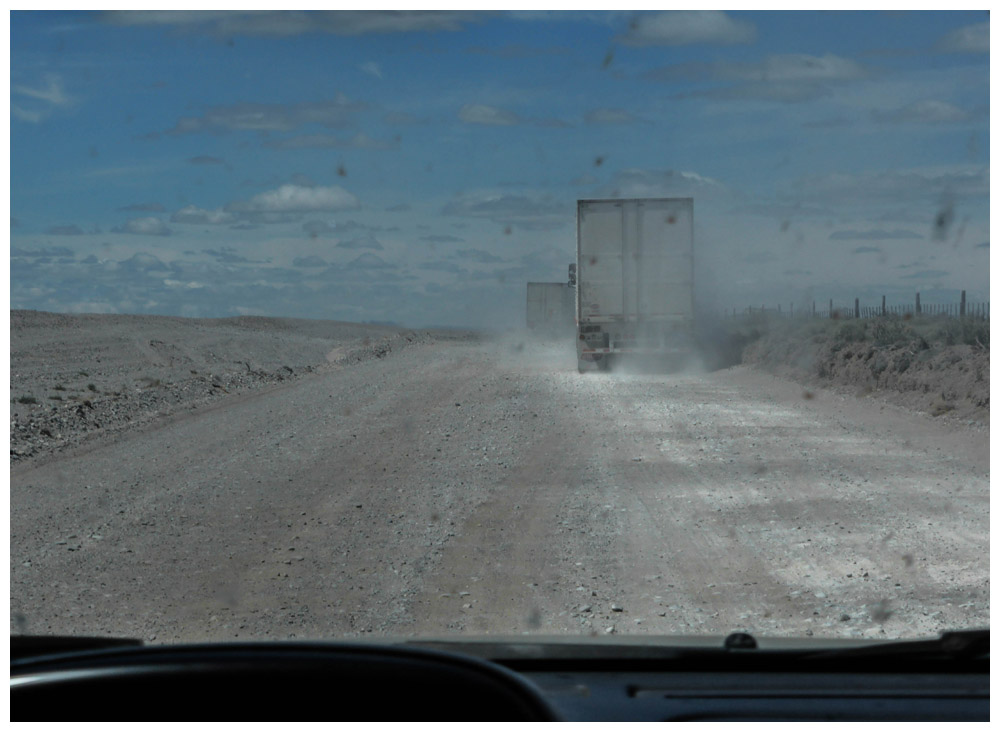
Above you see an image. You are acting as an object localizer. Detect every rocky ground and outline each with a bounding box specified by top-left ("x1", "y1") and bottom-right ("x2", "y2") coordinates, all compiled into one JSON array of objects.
[
  {"x1": 10, "y1": 310, "x2": 459, "y2": 463},
  {"x1": 9, "y1": 312, "x2": 989, "y2": 645}
]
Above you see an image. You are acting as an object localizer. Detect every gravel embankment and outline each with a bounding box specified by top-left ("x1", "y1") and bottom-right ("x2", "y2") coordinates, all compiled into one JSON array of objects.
[{"x1": 735, "y1": 315, "x2": 989, "y2": 425}]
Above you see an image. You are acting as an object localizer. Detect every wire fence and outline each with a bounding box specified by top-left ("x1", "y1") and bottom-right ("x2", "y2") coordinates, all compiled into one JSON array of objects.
[{"x1": 725, "y1": 291, "x2": 989, "y2": 321}]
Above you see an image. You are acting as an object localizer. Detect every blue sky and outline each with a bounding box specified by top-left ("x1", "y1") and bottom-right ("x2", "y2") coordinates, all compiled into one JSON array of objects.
[{"x1": 9, "y1": 10, "x2": 990, "y2": 327}]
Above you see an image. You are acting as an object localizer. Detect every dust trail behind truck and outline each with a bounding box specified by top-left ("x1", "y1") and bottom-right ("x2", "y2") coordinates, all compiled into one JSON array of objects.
[{"x1": 576, "y1": 198, "x2": 695, "y2": 373}]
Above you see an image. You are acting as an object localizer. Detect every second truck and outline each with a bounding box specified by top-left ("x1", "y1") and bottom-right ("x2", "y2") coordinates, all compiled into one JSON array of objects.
[{"x1": 575, "y1": 197, "x2": 695, "y2": 373}]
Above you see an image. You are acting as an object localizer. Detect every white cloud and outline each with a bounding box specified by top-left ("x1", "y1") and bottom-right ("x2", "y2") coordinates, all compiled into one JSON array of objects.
[
  {"x1": 11, "y1": 74, "x2": 74, "y2": 123},
  {"x1": 619, "y1": 10, "x2": 755, "y2": 47},
  {"x1": 102, "y1": 10, "x2": 239, "y2": 26},
  {"x1": 605, "y1": 168, "x2": 726, "y2": 199},
  {"x1": 442, "y1": 191, "x2": 570, "y2": 231},
  {"x1": 728, "y1": 54, "x2": 865, "y2": 83},
  {"x1": 119, "y1": 252, "x2": 169, "y2": 270},
  {"x1": 12, "y1": 74, "x2": 73, "y2": 106},
  {"x1": 347, "y1": 253, "x2": 394, "y2": 269},
  {"x1": 103, "y1": 10, "x2": 483, "y2": 37},
  {"x1": 788, "y1": 166, "x2": 988, "y2": 206},
  {"x1": 12, "y1": 106, "x2": 44, "y2": 123},
  {"x1": 228, "y1": 184, "x2": 361, "y2": 214},
  {"x1": 936, "y1": 22, "x2": 989, "y2": 54},
  {"x1": 171, "y1": 206, "x2": 238, "y2": 225},
  {"x1": 649, "y1": 53, "x2": 867, "y2": 103},
  {"x1": 360, "y1": 61, "x2": 383, "y2": 79},
  {"x1": 455, "y1": 248, "x2": 503, "y2": 263},
  {"x1": 871, "y1": 100, "x2": 971, "y2": 124},
  {"x1": 263, "y1": 132, "x2": 397, "y2": 150},
  {"x1": 458, "y1": 104, "x2": 521, "y2": 126},
  {"x1": 45, "y1": 225, "x2": 85, "y2": 236},
  {"x1": 169, "y1": 96, "x2": 365, "y2": 134},
  {"x1": 112, "y1": 217, "x2": 172, "y2": 236},
  {"x1": 337, "y1": 234, "x2": 384, "y2": 250}
]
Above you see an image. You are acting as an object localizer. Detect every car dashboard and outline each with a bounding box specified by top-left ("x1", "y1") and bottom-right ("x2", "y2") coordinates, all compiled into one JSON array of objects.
[{"x1": 10, "y1": 631, "x2": 989, "y2": 721}]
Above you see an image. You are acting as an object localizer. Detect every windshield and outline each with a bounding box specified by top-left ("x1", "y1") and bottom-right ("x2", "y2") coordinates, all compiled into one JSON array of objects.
[{"x1": 10, "y1": 10, "x2": 989, "y2": 646}]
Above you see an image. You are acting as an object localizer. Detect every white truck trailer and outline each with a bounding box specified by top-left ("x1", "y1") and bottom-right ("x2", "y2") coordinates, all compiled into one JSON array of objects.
[
  {"x1": 576, "y1": 197, "x2": 694, "y2": 372},
  {"x1": 526, "y1": 282, "x2": 575, "y2": 336}
]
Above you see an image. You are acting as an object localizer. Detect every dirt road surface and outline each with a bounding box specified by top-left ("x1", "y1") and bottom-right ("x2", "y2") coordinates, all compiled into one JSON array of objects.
[{"x1": 11, "y1": 335, "x2": 989, "y2": 644}]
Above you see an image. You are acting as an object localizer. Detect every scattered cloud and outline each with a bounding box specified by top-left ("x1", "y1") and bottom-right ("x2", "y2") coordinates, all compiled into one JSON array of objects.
[
  {"x1": 103, "y1": 10, "x2": 485, "y2": 37},
  {"x1": 802, "y1": 116, "x2": 852, "y2": 129},
  {"x1": 168, "y1": 96, "x2": 365, "y2": 135},
  {"x1": 336, "y1": 234, "x2": 384, "y2": 250},
  {"x1": 263, "y1": 132, "x2": 397, "y2": 150},
  {"x1": 201, "y1": 246, "x2": 257, "y2": 264},
  {"x1": 419, "y1": 260, "x2": 467, "y2": 274},
  {"x1": 618, "y1": 10, "x2": 755, "y2": 47},
  {"x1": 119, "y1": 252, "x2": 169, "y2": 271},
  {"x1": 119, "y1": 202, "x2": 166, "y2": 212},
  {"x1": 359, "y1": 61, "x2": 383, "y2": 79},
  {"x1": 12, "y1": 106, "x2": 44, "y2": 123},
  {"x1": 419, "y1": 234, "x2": 464, "y2": 243},
  {"x1": 111, "y1": 217, "x2": 172, "y2": 236},
  {"x1": 188, "y1": 155, "x2": 227, "y2": 165},
  {"x1": 383, "y1": 111, "x2": 427, "y2": 126},
  {"x1": 45, "y1": 224, "x2": 85, "y2": 236},
  {"x1": 790, "y1": 167, "x2": 988, "y2": 206},
  {"x1": 871, "y1": 100, "x2": 971, "y2": 124},
  {"x1": 455, "y1": 248, "x2": 503, "y2": 263},
  {"x1": 605, "y1": 168, "x2": 725, "y2": 198},
  {"x1": 458, "y1": 104, "x2": 521, "y2": 126},
  {"x1": 465, "y1": 44, "x2": 569, "y2": 58},
  {"x1": 442, "y1": 191, "x2": 570, "y2": 231},
  {"x1": 171, "y1": 206, "x2": 238, "y2": 225},
  {"x1": 12, "y1": 246, "x2": 74, "y2": 258},
  {"x1": 852, "y1": 246, "x2": 882, "y2": 254},
  {"x1": 226, "y1": 184, "x2": 361, "y2": 215},
  {"x1": 302, "y1": 220, "x2": 335, "y2": 236},
  {"x1": 830, "y1": 229, "x2": 923, "y2": 241},
  {"x1": 584, "y1": 108, "x2": 643, "y2": 125},
  {"x1": 346, "y1": 252, "x2": 394, "y2": 269},
  {"x1": 293, "y1": 255, "x2": 328, "y2": 267},
  {"x1": 12, "y1": 73, "x2": 74, "y2": 123},
  {"x1": 648, "y1": 54, "x2": 867, "y2": 103},
  {"x1": 900, "y1": 269, "x2": 949, "y2": 279},
  {"x1": 936, "y1": 21, "x2": 989, "y2": 54}
]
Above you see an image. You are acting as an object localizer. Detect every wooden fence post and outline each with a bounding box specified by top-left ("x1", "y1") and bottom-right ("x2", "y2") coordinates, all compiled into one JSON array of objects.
[
  {"x1": 960, "y1": 290, "x2": 966, "y2": 317},
  {"x1": 854, "y1": 298, "x2": 860, "y2": 319},
  {"x1": 916, "y1": 292, "x2": 921, "y2": 316},
  {"x1": 829, "y1": 299, "x2": 833, "y2": 319},
  {"x1": 881, "y1": 295, "x2": 886, "y2": 316}
]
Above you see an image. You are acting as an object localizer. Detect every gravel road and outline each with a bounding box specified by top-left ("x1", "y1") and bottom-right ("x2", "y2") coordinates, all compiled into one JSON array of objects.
[{"x1": 10, "y1": 333, "x2": 989, "y2": 644}]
